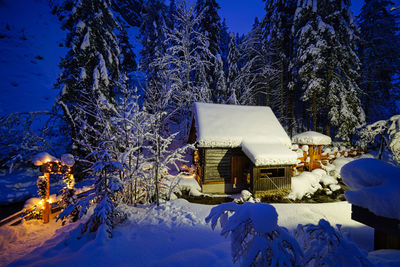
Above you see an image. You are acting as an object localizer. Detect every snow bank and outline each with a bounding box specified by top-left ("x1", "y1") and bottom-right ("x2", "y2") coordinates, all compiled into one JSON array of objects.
[
  {"x1": 288, "y1": 169, "x2": 340, "y2": 200},
  {"x1": 194, "y1": 102, "x2": 292, "y2": 148},
  {"x1": 5, "y1": 200, "x2": 390, "y2": 266},
  {"x1": 292, "y1": 131, "x2": 332, "y2": 145},
  {"x1": 241, "y1": 141, "x2": 298, "y2": 166},
  {"x1": 341, "y1": 158, "x2": 400, "y2": 221}
]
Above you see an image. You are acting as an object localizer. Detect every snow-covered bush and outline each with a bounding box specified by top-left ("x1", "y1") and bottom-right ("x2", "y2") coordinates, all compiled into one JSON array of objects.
[
  {"x1": 357, "y1": 114, "x2": 400, "y2": 163},
  {"x1": 206, "y1": 202, "x2": 303, "y2": 266},
  {"x1": 295, "y1": 219, "x2": 372, "y2": 266}
]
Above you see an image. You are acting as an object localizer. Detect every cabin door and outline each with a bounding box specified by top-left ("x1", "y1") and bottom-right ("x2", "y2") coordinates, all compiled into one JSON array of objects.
[{"x1": 231, "y1": 155, "x2": 250, "y2": 186}]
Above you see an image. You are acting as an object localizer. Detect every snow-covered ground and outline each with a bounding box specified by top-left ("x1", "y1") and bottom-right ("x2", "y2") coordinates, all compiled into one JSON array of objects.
[
  {"x1": 2, "y1": 199, "x2": 400, "y2": 266},
  {"x1": 0, "y1": 0, "x2": 65, "y2": 115}
]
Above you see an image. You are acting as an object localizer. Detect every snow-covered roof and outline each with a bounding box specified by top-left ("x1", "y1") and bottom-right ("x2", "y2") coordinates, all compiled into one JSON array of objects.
[
  {"x1": 292, "y1": 131, "x2": 332, "y2": 145},
  {"x1": 193, "y1": 102, "x2": 296, "y2": 166},
  {"x1": 194, "y1": 102, "x2": 292, "y2": 148},
  {"x1": 241, "y1": 142, "x2": 298, "y2": 166},
  {"x1": 341, "y1": 158, "x2": 400, "y2": 221}
]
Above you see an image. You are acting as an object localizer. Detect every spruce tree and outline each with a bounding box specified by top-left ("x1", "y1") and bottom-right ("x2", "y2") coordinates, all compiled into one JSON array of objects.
[
  {"x1": 139, "y1": 0, "x2": 168, "y2": 80},
  {"x1": 262, "y1": 0, "x2": 297, "y2": 125},
  {"x1": 227, "y1": 33, "x2": 240, "y2": 104},
  {"x1": 194, "y1": 0, "x2": 221, "y2": 102},
  {"x1": 292, "y1": 0, "x2": 331, "y2": 132},
  {"x1": 55, "y1": 0, "x2": 123, "y2": 153},
  {"x1": 111, "y1": 0, "x2": 143, "y2": 27},
  {"x1": 322, "y1": 0, "x2": 365, "y2": 140},
  {"x1": 219, "y1": 18, "x2": 230, "y2": 75},
  {"x1": 358, "y1": 0, "x2": 400, "y2": 122}
]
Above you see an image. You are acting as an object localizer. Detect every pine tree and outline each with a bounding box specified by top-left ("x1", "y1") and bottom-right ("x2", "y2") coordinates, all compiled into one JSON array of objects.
[
  {"x1": 214, "y1": 54, "x2": 228, "y2": 103},
  {"x1": 262, "y1": 0, "x2": 297, "y2": 126},
  {"x1": 194, "y1": 0, "x2": 221, "y2": 57},
  {"x1": 139, "y1": 0, "x2": 168, "y2": 79},
  {"x1": 227, "y1": 33, "x2": 240, "y2": 104},
  {"x1": 55, "y1": 0, "x2": 123, "y2": 153},
  {"x1": 219, "y1": 18, "x2": 230, "y2": 75},
  {"x1": 292, "y1": 0, "x2": 331, "y2": 132},
  {"x1": 358, "y1": 0, "x2": 400, "y2": 122},
  {"x1": 111, "y1": 0, "x2": 143, "y2": 27},
  {"x1": 194, "y1": 0, "x2": 221, "y2": 101},
  {"x1": 322, "y1": 0, "x2": 365, "y2": 140}
]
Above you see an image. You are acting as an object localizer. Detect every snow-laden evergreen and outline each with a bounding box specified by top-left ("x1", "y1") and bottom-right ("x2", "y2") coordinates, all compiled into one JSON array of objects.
[
  {"x1": 291, "y1": 0, "x2": 365, "y2": 140},
  {"x1": 358, "y1": 0, "x2": 400, "y2": 122},
  {"x1": 139, "y1": 0, "x2": 168, "y2": 80},
  {"x1": 55, "y1": 0, "x2": 123, "y2": 152},
  {"x1": 261, "y1": 0, "x2": 297, "y2": 126},
  {"x1": 322, "y1": 0, "x2": 365, "y2": 140},
  {"x1": 292, "y1": 0, "x2": 331, "y2": 132},
  {"x1": 226, "y1": 33, "x2": 240, "y2": 104}
]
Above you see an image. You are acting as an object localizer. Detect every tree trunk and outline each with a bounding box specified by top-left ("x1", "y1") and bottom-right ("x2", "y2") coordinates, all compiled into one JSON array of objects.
[{"x1": 312, "y1": 93, "x2": 317, "y2": 132}]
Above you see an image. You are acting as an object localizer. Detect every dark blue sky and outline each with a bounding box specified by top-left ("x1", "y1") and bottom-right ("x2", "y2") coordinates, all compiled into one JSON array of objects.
[{"x1": 217, "y1": 0, "x2": 398, "y2": 34}]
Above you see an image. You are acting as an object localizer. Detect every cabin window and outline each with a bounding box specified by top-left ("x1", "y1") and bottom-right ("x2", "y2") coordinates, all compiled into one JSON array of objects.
[{"x1": 260, "y1": 168, "x2": 285, "y2": 178}]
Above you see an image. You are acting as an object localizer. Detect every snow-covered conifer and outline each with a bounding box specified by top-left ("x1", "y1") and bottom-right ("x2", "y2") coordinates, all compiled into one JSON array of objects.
[
  {"x1": 292, "y1": 0, "x2": 331, "y2": 132},
  {"x1": 55, "y1": 0, "x2": 123, "y2": 153},
  {"x1": 226, "y1": 33, "x2": 240, "y2": 104},
  {"x1": 219, "y1": 18, "x2": 230, "y2": 74},
  {"x1": 321, "y1": 0, "x2": 365, "y2": 140},
  {"x1": 111, "y1": 0, "x2": 143, "y2": 27},
  {"x1": 262, "y1": 0, "x2": 297, "y2": 124},
  {"x1": 139, "y1": 0, "x2": 168, "y2": 80}
]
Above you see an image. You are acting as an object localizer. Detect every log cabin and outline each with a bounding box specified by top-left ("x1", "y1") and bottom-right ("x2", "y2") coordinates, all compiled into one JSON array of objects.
[{"x1": 189, "y1": 102, "x2": 298, "y2": 197}]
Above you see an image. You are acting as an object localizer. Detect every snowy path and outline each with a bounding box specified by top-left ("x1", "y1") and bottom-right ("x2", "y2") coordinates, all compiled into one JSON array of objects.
[{"x1": 0, "y1": 199, "x2": 391, "y2": 266}]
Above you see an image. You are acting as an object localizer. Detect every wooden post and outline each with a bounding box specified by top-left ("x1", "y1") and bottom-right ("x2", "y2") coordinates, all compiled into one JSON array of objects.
[
  {"x1": 308, "y1": 145, "x2": 314, "y2": 171},
  {"x1": 43, "y1": 172, "x2": 50, "y2": 224}
]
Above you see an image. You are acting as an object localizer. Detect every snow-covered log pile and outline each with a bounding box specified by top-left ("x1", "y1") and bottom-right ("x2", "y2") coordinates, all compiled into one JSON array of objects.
[{"x1": 341, "y1": 158, "x2": 400, "y2": 221}]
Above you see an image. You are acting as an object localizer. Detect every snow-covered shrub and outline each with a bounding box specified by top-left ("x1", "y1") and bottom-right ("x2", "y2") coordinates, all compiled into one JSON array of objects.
[
  {"x1": 295, "y1": 219, "x2": 372, "y2": 266},
  {"x1": 206, "y1": 202, "x2": 303, "y2": 266},
  {"x1": 357, "y1": 114, "x2": 400, "y2": 163}
]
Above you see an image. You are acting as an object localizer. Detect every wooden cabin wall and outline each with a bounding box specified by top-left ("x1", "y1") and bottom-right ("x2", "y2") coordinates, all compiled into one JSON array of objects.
[
  {"x1": 202, "y1": 148, "x2": 244, "y2": 183},
  {"x1": 252, "y1": 165, "x2": 291, "y2": 193}
]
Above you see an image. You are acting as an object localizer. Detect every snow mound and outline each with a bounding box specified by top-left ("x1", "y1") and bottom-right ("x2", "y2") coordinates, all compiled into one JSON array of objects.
[
  {"x1": 341, "y1": 158, "x2": 400, "y2": 220},
  {"x1": 292, "y1": 131, "x2": 332, "y2": 145},
  {"x1": 125, "y1": 199, "x2": 205, "y2": 228},
  {"x1": 288, "y1": 169, "x2": 340, "y2": 200},
  {"x1": 241, "y1": 141, "x2": 298, "y2": 166}
]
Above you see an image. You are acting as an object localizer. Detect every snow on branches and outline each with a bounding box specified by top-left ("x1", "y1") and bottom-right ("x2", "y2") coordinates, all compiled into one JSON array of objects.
[
  {"x1": 206, "y1": 202, "x2": 303, "y2": 266},
  {"x1": 357, "y1": 114, "x2": 400, "y2": 163}
]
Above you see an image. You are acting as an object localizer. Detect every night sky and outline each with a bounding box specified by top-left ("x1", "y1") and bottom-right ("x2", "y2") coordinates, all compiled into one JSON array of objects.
[{"x1": 217, "y1": 0, "x2": 399, "y2": 34}]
